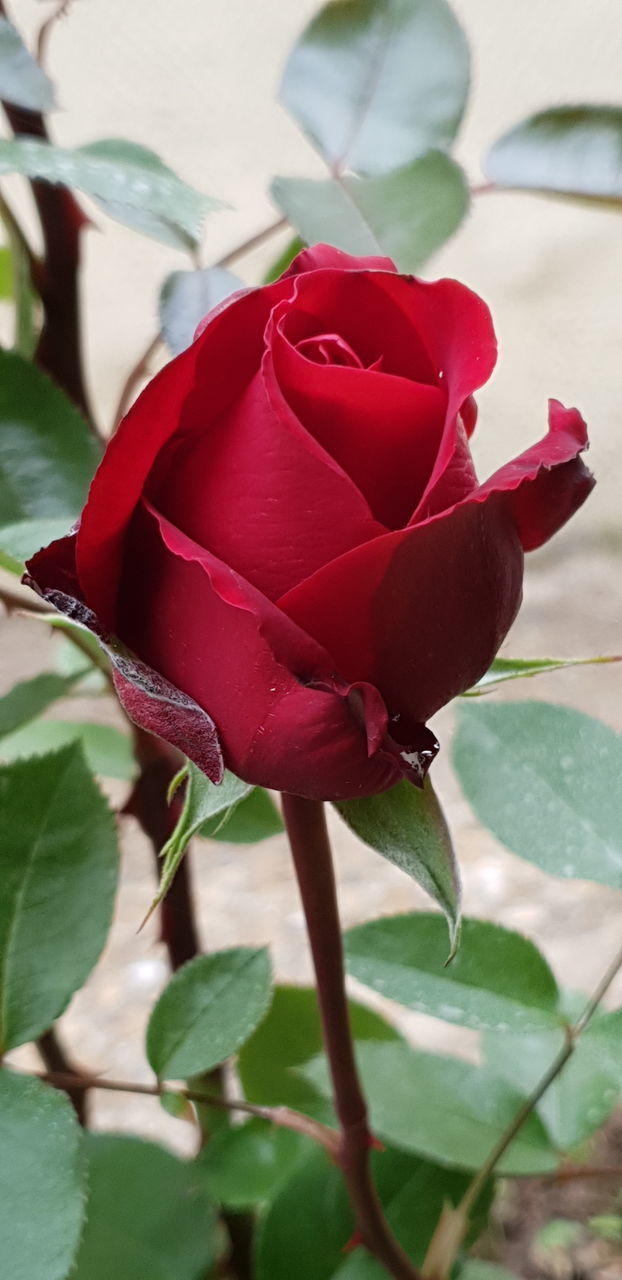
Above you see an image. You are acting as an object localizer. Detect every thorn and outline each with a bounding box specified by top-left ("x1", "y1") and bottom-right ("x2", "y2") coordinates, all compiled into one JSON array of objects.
[{"x1": 342, "y1": 1230, "x2": 363, "y2": 1254}]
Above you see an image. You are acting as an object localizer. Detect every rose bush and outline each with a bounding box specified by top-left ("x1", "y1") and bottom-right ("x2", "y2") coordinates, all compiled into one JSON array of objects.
[{"x1": 26, "y1": 244, "x2": 594, "y2": 800}]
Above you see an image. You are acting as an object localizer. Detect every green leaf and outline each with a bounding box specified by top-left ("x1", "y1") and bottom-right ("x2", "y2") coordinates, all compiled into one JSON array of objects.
[
  {"x1": 0, "y1": 517, "x2": 73, "y2": 573},
  {"x1": 304, "y1": 1041, "x2": 558, "y2": 1174},
  {"x1": 486, "y1": 105, "x2": 622, "y2": 204},
  {"x1": 459, "y1": 1265, "x2": 523, "y2": 1280},
  {"x1": 0, "y1": 350, "x2": 98, "y2": 526},
  {"x1": 0, "y1": 136, "x2": 222, "y2": 250},
  {"x1": 198, "y1": 1117, "x2": 308, "y2": 1208},
  {"x1": 482, "y1": 1010, "x2": 622, "y2": 1151},
  {"x1": 464, "y1": 654, "x2": 621, "y2": 696},
  {"x1": 335, "y1": 778, "x2": 461, "y2": 953},
  {"x1": 148, "y1": 765, "x2": 252, "y2": 915},
  {"x1": 0, "y1": 18, "x2": 55, "y2": 112},
  {"x1": 453, "y1": 702, "x2": 622, "y2": 888},
  {"x1": 0, "y1": 746, "x2": 119, "y2": 1050},
  {"x1": 280, "y1": 0, "x2": 469, "y2": 175},
  {"x1": 0, "y1": 672, "x2": 77, "y2": 738},
  {"x1": 0, "y1": 1069, "x2": 85, "y2": 1280},
  {"x1": 71, "y1": 1133, "x2": 217, "y2": 1280},
  {"x1": 272, "y1": 151, "x2": 468, "y2": 272},
  {"x1": 239, "y1": 984, "x2": 400, "y2": 1123},
  {"x1": 345, "y1": 914, "x2": 562, "y2": 1032},
  {"x1": 0, "y1": 717, "x2": 136, "y2": 780},
  {"x1": 147, "y1": 946, "x2": 273, "y2": 1079},
  {"x1": 0, "y1": 244, "x2": 12, "y2": 297},
  {"x1": 201, "y1": 786, "x2": 284, "y2": 843},
  {"x1": 262, "y1": 235, "x2": 305, "y2": 283},
  {"x1": 159, "y1": 266, "x2": 241, "y2": 355}
]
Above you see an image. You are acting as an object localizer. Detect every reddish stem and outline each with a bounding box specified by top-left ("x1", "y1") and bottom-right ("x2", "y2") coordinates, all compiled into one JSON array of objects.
[
  {"x1": 281, "y1": 795, "x2": 422, "y2": 1280},
  {"x1": 37, "y1": 1028, "x2": 87, "y2": 1124}
]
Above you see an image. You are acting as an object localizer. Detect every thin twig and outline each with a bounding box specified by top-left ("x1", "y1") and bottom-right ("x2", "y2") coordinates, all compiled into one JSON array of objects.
[
  {"x1": 37, "y1": 1028, "x2": 88, "y2": 1124},
  {"x1": 112, "y1": 333, "x2": 162, "y2": 429},
  {"x1": 282, "y1": 795, "x2": 422, "y2": 1280},
  {"x1": 215, "y1": 215, "x2": 288, "y2": 269},
  {"x1": 37, "y1": 0, "x2": 74, "y2": 67}
]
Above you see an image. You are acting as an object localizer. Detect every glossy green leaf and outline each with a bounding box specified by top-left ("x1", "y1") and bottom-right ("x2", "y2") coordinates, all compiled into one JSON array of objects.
[
  {"x1": 239, "y1": 984, "x2": 400, "y2": 1123},
  {"x1": 336, "y1": 778, "x2": 461, "y2": 952},
  {"x1": 159, "y1": 266, "x2": 241, "y2": 354},
  {"x1": 454, "y1": 702, "x2": 622, "y2": 887},
  {"x1": 0, "y1": 136, "x2": 222, "y2": 249},
  {"x1": 201, "y1": 786, "x2": 284, "y2": 843},
  {"x1": 464, "y1": 654, "x2": 621, "y2": 696},
  {"x1": 0, "y1": 717, "x2": 136, "y2": 780},
  {"x1": 147, "y1": 946, "x2": 272, "y2": 1079},
  {"x1": 0, "y1": 517, "x2": 73, "y2": 574},
  {"x1": 280, "y1": 0, "x2": 469, "y2": 175},
  {"x1": 345, "y1": 914, "x2": 562, "y2": 1031},
  {"x1": 0, "y1": 746, "x2": 118, "y2": 1050},
  {"x1": 486, "y1": 105, "x2": 622, "y2": 203},
  {"x1": 483, "y1": 1009, "x2": 622, "y2": 1151},
  {"x1": 0, "y1": 1070, "x2": 85, "y2": 1280},
  {"x1": 198, "y1": 1117, "x2": 308, "y2": 1208},
  {"x1": 0, "y1": 18, "x2": 55, "y2": 112},
  {"x1": 0, "y1": 351, "x2": 98, "y2": 526},
  {"x1": 148, "y1": 765, "x2": 251, "y2": 915},
  {"x1": 304, "y1": 1041, "x2": 558, "y2": 1174},
  {"x1": 272, "y1": 151, "x2": 468, "y2": 271},
  {"x1": 0, "y1": 672, "x2": 76, "y2": 738},
  {"x1": 71, "y1": 1133, "x2": 217, "y2": 1280}
]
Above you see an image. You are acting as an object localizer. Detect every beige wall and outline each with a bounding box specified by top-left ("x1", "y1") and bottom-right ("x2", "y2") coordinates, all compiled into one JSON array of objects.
[{"x1": 6, "y1": 0, "x2": 622, "y2": 535}]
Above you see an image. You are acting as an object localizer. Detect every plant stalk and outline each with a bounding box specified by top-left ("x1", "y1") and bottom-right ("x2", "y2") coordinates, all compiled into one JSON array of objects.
[{"x1": 281, "y1": 794, "x2": 422, "y2": 1280}]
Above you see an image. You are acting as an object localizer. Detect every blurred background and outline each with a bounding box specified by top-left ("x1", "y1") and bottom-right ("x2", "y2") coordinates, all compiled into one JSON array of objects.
[{"x1": 1, "y1": 0, "x2": 621, "y2": 1179}]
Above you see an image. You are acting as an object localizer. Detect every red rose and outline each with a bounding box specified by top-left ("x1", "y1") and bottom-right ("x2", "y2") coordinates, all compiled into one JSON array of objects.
[{"x1": 26, "y1": 245, "x2": 594, "y2": 800}]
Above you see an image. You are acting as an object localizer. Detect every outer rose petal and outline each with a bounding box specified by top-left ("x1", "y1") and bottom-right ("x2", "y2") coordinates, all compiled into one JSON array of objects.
[
  {"x1": 278, "y1": 496, "x2": 524, "y2": 725},
  {"x1": 283, "y1": 243, "x2": 397, "y2": 276},
  {"x1": 117, "y1": 500, "x2": 415, "y2": 799},
  {"x1": 76, "y1": 273, "x2": 296, "y2": 628}
]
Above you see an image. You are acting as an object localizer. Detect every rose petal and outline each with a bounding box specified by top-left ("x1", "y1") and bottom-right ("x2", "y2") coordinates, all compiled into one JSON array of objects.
[
  {"x1": 117, "y1": 500, "x2": 405, "y2": 799},
  {"x1": 283, "y1": 243, "x2": 397, "y2": 277},
  {"x1": 148, "y1": 353, "x2": 387, "y2": 601}
]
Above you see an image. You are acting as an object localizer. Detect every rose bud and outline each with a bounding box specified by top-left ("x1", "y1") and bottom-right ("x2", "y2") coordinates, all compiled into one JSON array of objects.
[{"x1": 25, "y1": 245, "x2": 594, "y2": 801}]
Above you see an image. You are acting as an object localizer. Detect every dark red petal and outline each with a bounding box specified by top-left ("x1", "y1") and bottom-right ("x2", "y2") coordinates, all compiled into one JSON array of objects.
[
  {"x1": 271, "y1": 308, "x2": 446, "y2": 529},
  {"x1": 278, "y1": 495, "x2": 524, "y2": 725},
  {"x1": 282, "y1": 243, "x2": 397, "y2": 277},
  {"x1": 117, "y1": 500, "x2": 403, "y2": 799},
  {"x1": 76, "y1": 275, "x2": 294, "y2": 628},
  {"x1": 149, "y1": 357, "x2": 386, "y2": 601},
  {"x1": 24, "y1": 532, "x2": 224, "y2": 782},
  {"x1": 476, "y1": 400, "x2": 595, "y2": 550}
]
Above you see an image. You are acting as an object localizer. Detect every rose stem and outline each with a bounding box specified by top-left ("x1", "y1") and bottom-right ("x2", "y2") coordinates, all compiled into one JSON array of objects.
[
  {"x1": 127, "y1": 725, "x2": 254, "y2": 1280},
  {"x1": 36, "y1": 1028, "x2": 88, "y2": 1124},
  {"x1": 0, "y1": 1, "x2": 97, "y2": 432},
  {"x1": 281, "y1": 794, "x2": 423, "y2": 1280}
]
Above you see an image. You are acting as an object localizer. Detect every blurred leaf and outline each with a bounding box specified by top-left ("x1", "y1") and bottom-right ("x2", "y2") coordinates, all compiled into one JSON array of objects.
[
  {"x1": 147, "y1": 946, "x2": 272, "y2": 1079},
  {"x1": 453, "y1": 702, "x2": 622, "y2": 888},
  {"x1": 0, "y1": 244, "x2": 11, "y2": 296},
  {"x1": 483, "y1": 1010, "x2": 622, "y2": 1151},
  {"x1": 0, "y1": 745, "x2": 118, "y2": 1050},
  {"x1": 0, "y1": 1069, "x2": 85, "y2": 1280},
  {"x1": 201, "y1": 786, "x2": 284, "y2": 843},
  {"x1": 0, "y1": 517, "x2": 70, "y2": 574},
  {"x1": 159, "y1": 266, "x2": 242, "y2": 354},
  {"x1": 10, "y1": 225, "x2": 37, "y2": 357},
  {"x1": 280, "y1": 0, "x2": 469, "y2": 175},
  {"x1": 459, "y1": 1265, "x2": 523, "y2": 1280},
  {"x1": 464, "y1": 653, "x2": 621, "y2": 696},
  {"x1": 272, "y1": 151, "x2": 468, "y2": 271},
  {"x1": 262, "y1": 235, "x2": 305, "y2": 283},
  {"x1": 147, "y1": 765, "x2": 251, "y2": 916},
  {"x1": 71, "y1": 1133, "x2": 217, "y2": 1280},
  {"x1": 239, "y1": 984, "x2": 400, "y2": 1124},
  {"x1": 0, "y1": 136, "x2": 222, "y2": 249},
  {"x1": 335, "y1": 778, "x2": 461, "y2": 954},
  {"x1": 304, "y1": 1041, "x2": 558, "y2": 1174},
  {"x1": 0, "y1": 672, "x2": 77, "y2": 738},
  {"x1": 0, "y1": 350, "x2": 98, "y2": 526},
  {"x1": 486, "y1": 105, "x2": 622, "y2": 204},
  {"x1": 0, "y1": 17, "x2": 55, "y2": 111},
  {"x1": 0, "y1": 717, "x2": 135, "y2": 780},
  {"x1": 345, "y1": 914, "x2": 562, "y2": 1032},
  {"x1": 198, "y1": 1118, "x2": 308, "y2": 1209}
]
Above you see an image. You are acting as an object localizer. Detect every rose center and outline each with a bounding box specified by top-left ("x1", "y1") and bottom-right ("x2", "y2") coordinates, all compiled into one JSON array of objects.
[{"x1": 296, "y1": 332, "x2": 365, "y2": 370}]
